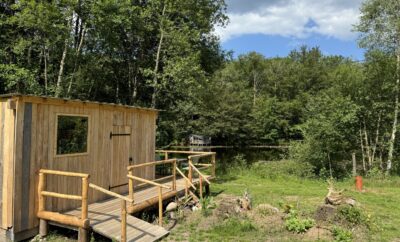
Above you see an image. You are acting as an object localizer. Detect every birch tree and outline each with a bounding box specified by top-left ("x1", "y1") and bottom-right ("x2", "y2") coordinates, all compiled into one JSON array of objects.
[{"x1": 355, "y1": 0, "x2": 400, "y2": 174}]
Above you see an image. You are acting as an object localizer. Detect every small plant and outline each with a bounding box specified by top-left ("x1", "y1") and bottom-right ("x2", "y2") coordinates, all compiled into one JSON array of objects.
[
  {"x1": 332, "y1": 226, "x2": 353, "y2": 242},
  {"x1": 199, "y1": 196, "x2": 216, "y2": 216},
  {"x1": 337, "y1": 206, "x2": 366, "y2": 225},
  {"x1": 284, "y1": 209, "x2": 315, "y2": 233}
]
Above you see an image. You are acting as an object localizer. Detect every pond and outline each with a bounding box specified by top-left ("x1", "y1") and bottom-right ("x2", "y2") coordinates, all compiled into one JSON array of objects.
[{"x1": 169, "y1": 146, "x2": 289, "y2": 174}]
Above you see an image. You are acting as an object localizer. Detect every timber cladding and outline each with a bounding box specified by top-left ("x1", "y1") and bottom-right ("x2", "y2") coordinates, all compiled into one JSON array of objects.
[{"x1": 0, "y1": 95, "x2": 158, "y2": 236}]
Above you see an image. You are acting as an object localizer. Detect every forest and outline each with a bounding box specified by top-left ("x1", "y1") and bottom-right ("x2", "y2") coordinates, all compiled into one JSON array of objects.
[{"x1": 1, "y1": 0, "x2": 400, "y2": 178}]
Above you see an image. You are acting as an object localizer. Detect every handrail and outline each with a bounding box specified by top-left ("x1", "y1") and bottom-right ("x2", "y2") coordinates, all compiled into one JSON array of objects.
[
  {"x1": 127, "y1": 174, "x2": 171, "y2": 189},
  {"x1": 89, "y1": 183, "x2": 130, "y2": 242},
  {"x1": 39, "y1": 169, "x2": 89, "y2": 178},
  {"x1": 89, "y1": 183, "x2": 133, "y2": 203},
  {"x1": 127, "y1": 158, "x2": 177, "y2": 170},
  {"x1": 175, "y1": 167, "x2": 196, "y2": 189},
  {"x1": 189, "y1": 162, "x2": 211, "y2": 185},
  {"x1": 156, "y1": 150, "x2": 215, "y2": 155}
]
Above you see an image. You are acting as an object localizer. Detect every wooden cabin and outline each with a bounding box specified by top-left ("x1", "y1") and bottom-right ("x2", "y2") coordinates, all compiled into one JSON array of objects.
[
  {"x1": 0, "y1": 94, "x2": 158, "y2": 241},
  {"x1": 189, "y1": 134, "x2": 211, "y2": 146}
]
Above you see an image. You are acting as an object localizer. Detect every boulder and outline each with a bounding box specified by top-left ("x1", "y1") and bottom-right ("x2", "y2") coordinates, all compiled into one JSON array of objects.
[{"x1": 165, "y1": 202, "x2": 178, "y2": 212}]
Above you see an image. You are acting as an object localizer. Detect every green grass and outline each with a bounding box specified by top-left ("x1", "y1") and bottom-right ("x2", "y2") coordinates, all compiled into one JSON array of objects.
[{"x1": 167, "y1": 167, "x2": 400, "y2": 241}]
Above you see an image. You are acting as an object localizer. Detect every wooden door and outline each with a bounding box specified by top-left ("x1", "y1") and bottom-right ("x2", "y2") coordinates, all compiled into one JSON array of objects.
[{"x1": 110, "y1": 125, "x2": 131, "y2": 192}]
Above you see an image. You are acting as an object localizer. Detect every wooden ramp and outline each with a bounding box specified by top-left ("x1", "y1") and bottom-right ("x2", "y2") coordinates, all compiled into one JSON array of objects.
[{"x1": 63, "y1": 176, "x2": 208, "y2": 242}]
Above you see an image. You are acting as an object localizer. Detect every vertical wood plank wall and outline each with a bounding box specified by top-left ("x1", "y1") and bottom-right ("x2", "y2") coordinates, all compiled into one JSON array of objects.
[
  {"x1": 0, "y1": 101, "x2": 15, "y2": 230},
  {"x1": 10, "y1": 99, "x2": 157, "y2": 233}
]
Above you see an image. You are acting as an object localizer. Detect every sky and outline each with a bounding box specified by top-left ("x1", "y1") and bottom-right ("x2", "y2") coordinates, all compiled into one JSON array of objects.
[{"x1": 215, "y1": 0, "x2": 365, "y2": 60}]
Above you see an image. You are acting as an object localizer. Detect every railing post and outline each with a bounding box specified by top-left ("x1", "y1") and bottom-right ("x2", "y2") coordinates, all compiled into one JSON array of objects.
[
  {"x1": 164, "y1": 152, "x2": 168, "y2": 160},
  {"x1": 199, "y1": 176, "x2": 203, "y2": 200},
  {"x1": 128, "y1": 170, "x2": 134, "y2": 202},
  {"x1": 158, "y1": 187, "x2": 163, "y2": 226},
  {"x1": 211, "y1": 153, "x2": 216, "y2": 177},
  {"x1": 79, "y1": 177, "x2": 89, "y2": 242},
  {"x1": 121, "y1": 200, "x2": 127, "y2": 242},
  {"x1": 188, "y1": 157, "x2": 193, "y2": 183},
  {"x1": 81, "y1": 177, "x2": 89, "y2": 221},
  {"x1": 172, "y1": 159, "x2": 177, "y2": 191},
  {"x1": 185, "y1": 179, "x2": 188, "y2": 197},
  {"x1": 38, "y1": 172, "x2": 48, "y2": 237}
]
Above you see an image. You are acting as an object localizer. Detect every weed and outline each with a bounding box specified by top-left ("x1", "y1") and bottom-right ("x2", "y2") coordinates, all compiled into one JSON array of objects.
[
  {"x1": 332, "y1": 226, "x2": 353, "y2": 242},
  {"x1": 284, "y1": 209, "x2": 315, "y2": 233},
  {"x1": 199, "y1": 196, "x2": 216, "y2": 216},
  {"x1": 336, "y1": 206, "x2": 367, "y2": 226}
]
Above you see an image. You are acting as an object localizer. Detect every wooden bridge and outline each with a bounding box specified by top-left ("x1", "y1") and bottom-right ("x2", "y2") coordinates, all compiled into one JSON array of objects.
[{"x1": 36, "y1": 150, "x2": 216, "y2": 242}]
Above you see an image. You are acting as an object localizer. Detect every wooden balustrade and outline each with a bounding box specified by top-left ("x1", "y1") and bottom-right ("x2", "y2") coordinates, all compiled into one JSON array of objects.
[{"x1": 37, "y1": 169, "x2": 90, "y2": 242}]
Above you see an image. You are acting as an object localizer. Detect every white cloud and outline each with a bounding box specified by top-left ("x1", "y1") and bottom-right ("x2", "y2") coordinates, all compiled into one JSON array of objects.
[{"x1": 216, "y1": 0, "x2": 362, "y2": 42}]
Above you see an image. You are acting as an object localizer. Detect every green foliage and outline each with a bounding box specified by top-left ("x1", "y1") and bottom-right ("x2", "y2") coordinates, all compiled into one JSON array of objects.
[
  {"x1": 284, "y1": 209, "x2": 315, "y2": 233},
  {"x1": 332, "y1": 226, "x2": 353, "y2": 242},
  {"x1": 336, "y1": 206, "x2": 368, "y2": 226},
  {"x1": 199, "y1": 196, "x2": 216, "y2": 217},
  {"x1": 250, "y1": 160, "x2": 315, "y2": 180},
  {"x1": 213, "y1": 217, "x2": 257, "y2": 234}
]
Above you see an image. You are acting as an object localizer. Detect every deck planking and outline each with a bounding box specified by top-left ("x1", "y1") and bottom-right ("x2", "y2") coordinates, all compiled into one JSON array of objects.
[{"x1": 63, "y1": 176, "x2": 209, "y2": 242}]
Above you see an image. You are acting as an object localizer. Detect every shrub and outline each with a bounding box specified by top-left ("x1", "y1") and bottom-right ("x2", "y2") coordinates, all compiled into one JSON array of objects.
[
  {"x1": 336, "y1": 206, "x2": 367, "y2": 226},
  {"x1": 284, "y1": 209, "x2": 315, "y2": 233},
  {"x1": 250, "y1": 160, "x2": 315, "y2": 179},
  {"x1": 332, "y1": 226, "x2": 353, "y2": 242},
  {"x1": 199, "y1": 196, "x2": 216, "y2": 217}
]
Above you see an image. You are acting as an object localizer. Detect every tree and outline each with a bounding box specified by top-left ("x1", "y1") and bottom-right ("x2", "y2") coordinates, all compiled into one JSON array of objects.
[{"x1": 355, "y1": 0, "x2": 400, "y2": 174}]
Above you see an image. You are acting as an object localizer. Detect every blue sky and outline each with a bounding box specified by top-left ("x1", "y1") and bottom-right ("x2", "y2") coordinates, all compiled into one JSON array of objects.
[{"x1": 215, "y1": 0, "x2": 365, "y2": 60}]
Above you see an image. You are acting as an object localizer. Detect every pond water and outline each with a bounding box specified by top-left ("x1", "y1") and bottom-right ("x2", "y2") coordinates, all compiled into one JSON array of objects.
[{"x1": 170, "y1": 146, "x2": 288, "y2": 173}]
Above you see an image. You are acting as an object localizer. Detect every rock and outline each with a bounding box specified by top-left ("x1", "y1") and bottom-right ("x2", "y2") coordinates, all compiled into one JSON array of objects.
[
  {"x1": 344, "y1": 198, "x2": 357, "y2": 206},
  {"x1": 165, "y1": 202, "x2": 178, "y2": 212}
]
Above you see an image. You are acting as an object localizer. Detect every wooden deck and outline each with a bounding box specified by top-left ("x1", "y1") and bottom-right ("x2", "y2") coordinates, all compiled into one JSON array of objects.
[{"x1": 62, "y1": 176, "x2": 209, "y2": 242}]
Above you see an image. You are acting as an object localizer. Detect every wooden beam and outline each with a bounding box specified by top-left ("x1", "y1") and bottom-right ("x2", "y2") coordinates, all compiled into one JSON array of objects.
[
  {"x1": 128, "y1": 190, "x2": 177, "y2": 214},
  {"x1": 127, "y1": 158, "x2": 176, "y2": 170},
  {"x1": 89, "y1": 183, "x2": 133, "y2": 203},
  {"x1": 175, "y1": 167, "x2": 196, "y2": 189},
  {"x1": 127, "y1": 175, "x2": 171, "y2": 189},
  {"x1": 41, "y1": 191, "x2": 82, "y2": 200},
  {"x1": 39, "y1": 169, "x2": 89, "y2": 178},
  {"x1": 121, "y1": 200, "x2": 127, "y2": 242},
  {"x1": 190, "y1": 164, "x2": 211, "y2": 185},
  {"x1": 37, "y1": 211, "x2": 89, "y2": 228},
  {"x1": 158, "y1": 187, "x2": 163, "y2": 226}
]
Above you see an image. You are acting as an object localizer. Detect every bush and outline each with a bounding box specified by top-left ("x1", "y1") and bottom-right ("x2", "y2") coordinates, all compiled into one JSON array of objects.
[
  {"x1": 250, "y1": 160, "x2": 315, "y2": 179},
  {"x1": 336, "y1": 206, "x2": 367, "y2": 226},
  {"x1": 284, "y1": 209, "x2": 315, "y2": 233},
  {"x1": 332, "y1": 226, "x2": 353, "y2": 242}
]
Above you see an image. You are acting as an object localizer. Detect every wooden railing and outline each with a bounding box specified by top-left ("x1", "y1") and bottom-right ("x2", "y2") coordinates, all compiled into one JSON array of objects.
[
  {"x1": 156, "y1": 150, "x2": 216, "y2": 199},
  {"x1": 127, "y1": 158, "x2": 177, "y2": 226},
  {"x1": 88, "y1": 183, "x2": 133, "y2": 242},
  {"x1": 37, "y1": 169, "x2": 90, "y2": 242},
  {"x1": 37, "y1": 169, "x2": 133, "y2": 242}
]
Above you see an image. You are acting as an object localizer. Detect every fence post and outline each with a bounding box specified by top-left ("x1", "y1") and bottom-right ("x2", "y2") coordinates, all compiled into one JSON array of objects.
[
  {"x1": 165, "y1": 152, "x2": 168, "y2": 160},
  {"x1": 158, "y1": 187, "x2": 163, "y2": 226},
  {"x1": 128, "y1": 170, "x2": 134, "y2": 202},
  {"x1": 199, "y1": 176, "x2": 203, "y2": 199},
  {"x1": 172, "y1": 159, "x2": 177, "y2": 191},
  {"x1": 79, "y1": 177, "x2": 89, "y2": 242},
  {"x1": 211, "y1": 153, "x2": 216, "y2": 177},
  {"x1": 188, "y1": 157, "x2": 193, "y2": 183},
  {"x1": 38, "y1": 172, "x2": 48, "y2": 237},
  {"x1": 185, "y1": 179, "x2": 188, "y2": 197},
  {"x1": 121, "y1": 200, "x2": 127, "y2": 242}
]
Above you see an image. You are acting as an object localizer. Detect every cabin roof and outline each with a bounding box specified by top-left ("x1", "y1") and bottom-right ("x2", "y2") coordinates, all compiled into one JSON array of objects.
[{"x1": 0, "y1": 93, "x2": 159, "y2": 113}]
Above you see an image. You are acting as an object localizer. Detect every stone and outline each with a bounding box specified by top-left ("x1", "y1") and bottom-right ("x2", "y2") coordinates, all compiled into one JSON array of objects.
[{"x1": 166, "y1": 202, "x2": 178, "y2": 212}]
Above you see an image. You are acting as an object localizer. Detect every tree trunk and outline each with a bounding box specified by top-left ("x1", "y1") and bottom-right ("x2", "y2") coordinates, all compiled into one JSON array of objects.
[
  {"x1": 363, "y1": 121, "x2": 372, "y2": 169},
  {"x1": 67, "y1": 25, "x2": 86, "y2": 97},
  {"x1": 359, "y1": 128, "x2": 366, "y2": 172},
  {"x1": 151, "y1": 4, "x2": 166, "y2": 109},
  {"x1": 55, "y1": 38, "x2": 69, "y2": 97},
  {"x1": 371, "y1": 112, "x2": 381, "y2": 165},
  {"x1": 44, "y1": 45, "x2": 48, "y2": 95},
  {"x1": 387, "y1": 51, "x2": 400, "y2": 174},
  {"x1": 352, "y1": 153, "x2": 357, "y2": 176}
]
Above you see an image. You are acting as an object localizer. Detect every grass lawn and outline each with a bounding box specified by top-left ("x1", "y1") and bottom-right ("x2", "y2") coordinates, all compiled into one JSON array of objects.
[
  {"x1": 31, "y1": 162, "x2": 400, "y2": 241},
  {"x1": 166, "y1": 167, "x2": 400, "y2": 242}
]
